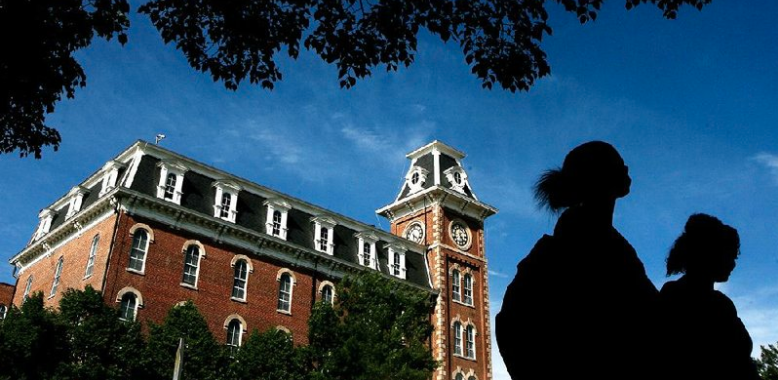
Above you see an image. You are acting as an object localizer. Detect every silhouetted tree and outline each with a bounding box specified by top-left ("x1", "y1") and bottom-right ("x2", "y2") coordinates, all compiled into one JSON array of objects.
[
  {"x1": 0, "y1": 292, "x2": 68, "y2": 380},
  {"x1": 3, "y1": 0, "x2": 711, "y2": 158},
  {"x1": 229, "y1": 328, "x2": 307, "y2": 380},
  {"x1": 308, "y1": 272, "x2": 437, "y2": 380},
  {"x1": 757, "y1": 344, "x2": 778, "y2": 380},
  {"x1": 0, "y1": 0, "x2": 129, "y2": 158},
  {"x1": 145, "y1": 301, "x2": 228, "y2": 380},
  {"x1": 56, "y1": 286, "x2": 146, "y2": 380}
]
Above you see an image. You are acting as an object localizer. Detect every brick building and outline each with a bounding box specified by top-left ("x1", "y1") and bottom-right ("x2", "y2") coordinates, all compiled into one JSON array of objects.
[{"x1": 8, "y1": 140, "x2": 497, "y2": 380}]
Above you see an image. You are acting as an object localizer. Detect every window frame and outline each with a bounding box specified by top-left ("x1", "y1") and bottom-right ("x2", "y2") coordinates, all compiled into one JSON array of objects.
[
  {"x1": 181, "y1": 241, "x2": 205, "y2": 288},
  {"x1": 388, "y1": 244, "x2": 407, "y2": 279},
  {"x1": 355, "y1": 232, "x2": 378, "y2": 269},
  {"x1": 156, "y1": 161, "x2": 188, "y2": 205},
  {"x1": 231, "y1": 259, "x2": 249, "y2": 301},
  {"x1": 276, "y1": 270, "x2": 295, "y2": 314},
  {"x1": 463, "y1": 273, "x2": 474, "y2": 306},
  {"x1": 452, "y1": 269, "x2": 461, "y2": 302},
  {"x1": 465, "y1": 324, "x2": 476, "y2": 359},
  {"x1": 312, "y1": 217, "x2": 337, "y2": 255},
  {"x1": 453, "y1": 321, "x2": 463, "y2": 356},
  {"x1": 127, "y1": 228, "x2": 150, "y2": 274},
  {"x1": 119, "y1": 293, "x2": 137, "y2": 321},
  {"x1": 264, "y1": 199, "x2": 291, "y2": 240},
  {"x1": 213, "y1": 181, "x2": 241, "y2": 223},
  {"x1": 84, "y1": 234, "x2": 99, "y2": 278},
  {"x1": 49, "y1": 256, "x2": 64, "y2": 297},
  {"x1": 226, "y1": 318, "x2": 243, "y2": 356},
  {"x1": 22, "y1": 275, "x2": 33, "y2": 302}
]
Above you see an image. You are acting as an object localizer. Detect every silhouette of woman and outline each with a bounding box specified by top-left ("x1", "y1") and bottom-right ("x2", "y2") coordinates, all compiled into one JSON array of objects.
[
  {"x1": 495, "y1": 141, "x2": 658, "y2": 380},
  {"x1": 659, "y1": 214, "x2": 759, "y2": 380}
]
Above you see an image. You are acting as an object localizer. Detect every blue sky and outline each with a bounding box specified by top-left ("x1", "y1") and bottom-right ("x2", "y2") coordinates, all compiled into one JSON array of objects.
[{"x1": 1, "y1": 1, "x2": 777, "y2": 378}]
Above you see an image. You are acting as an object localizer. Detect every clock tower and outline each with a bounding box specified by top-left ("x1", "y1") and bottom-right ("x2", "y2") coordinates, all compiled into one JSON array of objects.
[{"x1": 377, "y1": 141, "x2": 497, "y2": 380}]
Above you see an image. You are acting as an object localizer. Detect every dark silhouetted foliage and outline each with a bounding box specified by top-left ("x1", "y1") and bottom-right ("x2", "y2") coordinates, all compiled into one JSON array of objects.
[
  {"x1": 308, "y1": 271, "x2": 437, "y2": 380},
  {"x1": 145, "y1": 300, "x2": 228, "y2": 380},
  {"x1": 757, "y1": 344, "x2": 778, "y2": 380},
  {"x1": 0, "y1": 0, "x2": 129, "y2": 158},
  {"x1": 2, "y1": 0, "x2": 711, "y2": 158}
]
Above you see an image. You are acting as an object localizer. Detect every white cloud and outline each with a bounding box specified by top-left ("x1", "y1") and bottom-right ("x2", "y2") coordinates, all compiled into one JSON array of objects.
[
  {"x1": 730, "y1": 285, "x2": 778, "y2": 356},
  {"x1": 753, "y1": 152, "x2": 778, "y2": 184},
  {"x1": 488, "y1": 270, "x2": 510, "y2": 279}
]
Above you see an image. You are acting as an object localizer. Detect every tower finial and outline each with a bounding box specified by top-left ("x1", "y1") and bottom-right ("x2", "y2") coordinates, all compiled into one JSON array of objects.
[{"x1": 155, "y1": 133, "x2": 166, "y2": 145}]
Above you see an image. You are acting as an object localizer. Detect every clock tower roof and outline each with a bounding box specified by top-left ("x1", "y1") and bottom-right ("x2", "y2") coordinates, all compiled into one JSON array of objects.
[{"x1": 376, "y1": 141, "x2": 497, "y2": 222}]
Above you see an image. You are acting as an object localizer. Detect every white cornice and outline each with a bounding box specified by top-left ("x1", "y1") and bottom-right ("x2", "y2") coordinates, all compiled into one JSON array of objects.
[
  {"x1": 406, "y1": 140, "x2": 466, "y2": 160},
  {"x1": 377, "y1": 186, "x2": 498, "y2": 222}
]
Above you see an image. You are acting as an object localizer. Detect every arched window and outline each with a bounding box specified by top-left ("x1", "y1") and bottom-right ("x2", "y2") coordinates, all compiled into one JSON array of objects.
[
  {"x1": 463, "y1": 273, "x2": 473, "y2": 305},
  {"x1": 0, "y1": 304, "x2": 6, "y2": 320},
  {"x1": 452, "y1": 269, "x2": 461, "y2": 302},
  {"x1": 232, "y1": 260, "x2": 248, "y2": 300},
  {"x1": 22, "y1": 276, "x2": 33, "y2": 302},
  {"x1": 465, "y1": 324, "x2": 475, "y2": 359},
  {"x1": 453, "y1": 321, "x2": 463, "y2": 356},
  {"x1": 468, "y1": 376, "x2": 476, "y2": 380},
  {"x1": 321, "y1": 284, "x2": 334, "y2": 305},
  {"x1": 272, "y1": 210, "x2": 282, "y2": 236},
  {"x1": 119, "y1": 293, "x2": 138, "y2": 321},
  {"x1": 455, "y1": 374, "x2": 464, "y2": 380},
  {"x1": 128, "y1": 229, "x2": 149, "y2": 272},
  {"x1": 277, "y1": 273, "x2": 293, "y2": 313},
  {"x1": 226, "y1": 319, "x2": 242, "y2": 356},
  {"x1": 50, "y1": 257, "x2": 64, "y2": 297},
  {"x1": 182, "y1": 245, "x2": 200, "y2": 286},
  {"x1": 85, "y1": 234, "x2": 99, "y2": 278}
]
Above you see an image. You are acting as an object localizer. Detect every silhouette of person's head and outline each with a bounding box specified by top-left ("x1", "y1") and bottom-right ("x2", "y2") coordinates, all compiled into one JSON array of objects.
[
  {"x1": 534, "y1": 141, "x2": 631, "y2": 211},
  {"x1": 666, "y1": 214, "x2": 740, "y2": 282}
]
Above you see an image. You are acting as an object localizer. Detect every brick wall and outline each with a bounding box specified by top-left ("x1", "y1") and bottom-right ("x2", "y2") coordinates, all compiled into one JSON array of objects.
[
  {"x1": 12, "y1": 213, "x2": 119, "y2": 308},
  {"x1": 0, "y1": 282, "x2": 14, "y2": 308},
  {"x1": 102, "y1": 213, "x2": 330, "y2": 345}
]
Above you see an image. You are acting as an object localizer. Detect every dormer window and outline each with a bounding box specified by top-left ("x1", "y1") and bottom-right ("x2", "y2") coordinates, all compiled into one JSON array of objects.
[
  {"x1": 156, "y1": 161, "x2": 188, "y2": 204},
  {"x1": 213, "y1": 181, "x2": 241, "y2": 223},
  {"x1": 264, "y1": 199, "x2": 291, "y2": 240},
  {"x1": 405, "y1": 166, "x2": 429, "y2": 194},
  {"x1": 444, "y1": 167, "x2": 469, "y2": 195},
  {"x1": 34, "y1": 208, "x2": 56, "y2": 241},
  {"x1": 312, "y1": 216, "x2": 337, "y2": 255},
  {"x1": 355, "y1": 232, "x2": 378, "y2": 269},
  {"x1": 65, "y1": 186, "x2": 89, "y2": 219},
  {"x1": 388, "y1": 244, "x2": 407, "y2": 279},
  {"x1": 99, "y1": 160, "x2": 125, "y2": 196}
]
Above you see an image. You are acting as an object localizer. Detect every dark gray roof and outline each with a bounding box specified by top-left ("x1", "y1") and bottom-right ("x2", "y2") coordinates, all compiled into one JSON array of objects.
[{"x1": 129, "y1": 155, "x2": 430, "y2": 289}]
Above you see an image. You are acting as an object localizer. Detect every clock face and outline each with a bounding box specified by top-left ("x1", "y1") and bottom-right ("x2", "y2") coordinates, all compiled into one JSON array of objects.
[
  {"x1": 405, "y1": 223, "x2": 425, "y2": 244},
  {"x1": 450, "y1": 221, "x2": 470, "y2": 249}
]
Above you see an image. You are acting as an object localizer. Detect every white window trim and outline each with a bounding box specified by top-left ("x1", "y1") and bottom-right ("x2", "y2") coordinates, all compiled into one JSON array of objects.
[
  {"x1": 388, "y1": 244, "x2": 407, "y2": 279},
  {"x1": 84, "y1": 234, "x2": 100, "y2": 279},
  {"x1": 264, "y1": 199, "x2": 291, "y2": 240},
  {"x1": 22, "y1": 275, "x2": 33, "y2": 302},
  {"x1": 453, "y1": 320, "x2": 463, "y2": 356},
  {"x1": 312, "y1": 216, "x2": 337, "y2": 255},
  {"x1": 34, "y1": 208, "x2": 56, "y2": 241},
  {"x1": 213, "y1": 180, "x2": 241, "y2": 223},
  {"x1": 127, "y1": 225, "x2": 152, "y2": 274},
  {"x1": 465, "y1": 323, "x2": 477, "y2": 359},
  {"x1": 318, "y1": 280, "x2": 336, "y2": 305},
  {"x1": 224, "y1": 314, "x2": 248, "y2": 349},
  {"x1": 116, "y1": 287, "x2": 144, "y2": 322},
  {"x1": 463, "y1": 272, "x2": 474, "y2": 306},
  {"x1": 405, "y1": 166, "x2": 429, "y2": 194},
  {"x1": 443, "y1": 166, "x2": 469, "y2": 191},
  {"x1": 276, "y1": 269, "x2": 296, "y2": 314},
  {"x1": 156, "y1": 161, "x2": 188, "y2": 205},
  {"x1": 354, "y1": 232, "x2": 378, "y2": 270},
  {"x1": 65, "y1": 186, "x2": 89, "y2": 219},
  {"x1": 99, "y1": 160, "x2": 125, "y2": 196},
  {"x1": 451, "y1": 268, "x2": 461, "y2": 302},
  {"x1": 181, "y1": 240, "x2": 206, "y2": 289},
  {"x1": 49, "y1": 256, "x2": 64, "y2": 298},
  {"x1": 230, "y1": 255, "x2": 253, "y2": 302}
]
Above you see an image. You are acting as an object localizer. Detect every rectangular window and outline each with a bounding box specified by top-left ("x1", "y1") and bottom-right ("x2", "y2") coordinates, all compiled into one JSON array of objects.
[
  {"x1": 272, "y1": 211, "x2": 282, "y2": 236},
  {"x1": 164, "y1": 173, "x2": 177, "y2": 200},
  {"x1": 454, "y1": 323, "x2": 463, "y2": 356},
  {"x1": 362, "y1": 242, "x2": 372, "y2": 267},
  {"x1": 85, "y1": 235, "x2": 99, "y2": 278},
  {"x1": 463, "y1": 274, "x2": 473, "y2": 305},
  {"x1": 465, "y1": 326, "x2": 475, "y2": 359},
  {"x1": 182, "y1": 246, "x2": 199, "y2": 286},
  {"x1": 220, "y1": 193, "x2": 232, "y2": 219},
  {"x1": 277, "y1": 274, "x2": 292, "y2": 312},
  {"x1": 319, "y1": 228, "x2": 329, "y2": 252},
  {"x1": 452, "y1": 270, "x2": 461, "y2": 302},
  {"x1": 392, "y1": 253, "x2": 401, "y2": 276},
  {"x1": 50, "y1": 257, "x2": 63, "y2": 297},
  {"x1": 232, "y1": 261, "x2": 248, "y2": 300}
]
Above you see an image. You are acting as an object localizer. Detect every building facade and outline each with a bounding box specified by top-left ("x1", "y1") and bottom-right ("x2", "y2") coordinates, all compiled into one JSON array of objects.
[{"x1": 8, "y1": 140, "x2": 496, "y2": 380}]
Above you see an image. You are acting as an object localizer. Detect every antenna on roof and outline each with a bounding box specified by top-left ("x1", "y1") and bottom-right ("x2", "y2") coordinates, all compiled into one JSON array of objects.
[{"x1": 155, "y1": 133, "x2": 166, "y2": 145}]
